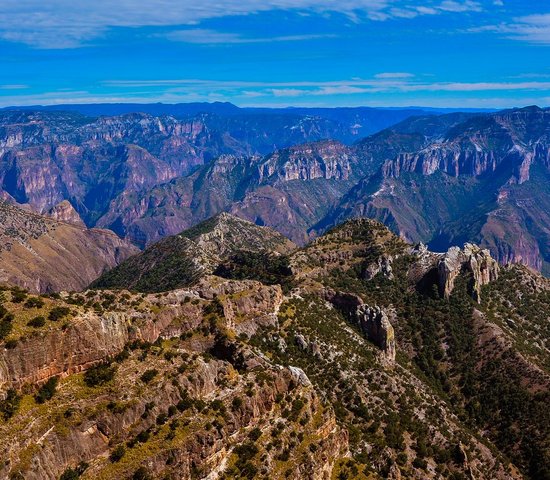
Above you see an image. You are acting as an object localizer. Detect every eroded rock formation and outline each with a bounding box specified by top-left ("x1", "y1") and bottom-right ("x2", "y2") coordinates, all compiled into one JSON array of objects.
[
  {"x1": 438, "y1": 243, "x2": 500, "y2": 301},
  {"x1": 356, "y1": 305, "x2": 396, "y2": 363}
]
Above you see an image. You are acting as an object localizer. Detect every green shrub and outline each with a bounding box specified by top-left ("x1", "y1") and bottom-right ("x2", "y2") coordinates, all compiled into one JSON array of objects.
[
  {"x1": 35, "y1": 377, "x2": 58, "y2": 403},
  {"x1": 231, "y1": 396, "x2": 243, "y2": 411},
  {"x1": 83, "y1": 363, "x2": 117, "y2": 387},
  {"x1": 109, "y1": 445, "x2": 125, "y2": 462},
  {"x1": 140, "y1": 369, "x2": 158, "y2": 384},
  {"x1": 248, "y1": 427, "x2": 262, "y2": 441},
  {"x1": 27, "y1": 316, "x2": 46, "y2": 328},
  {"x1": 0, "y1": 320, "x2": 13, "y2": 340},
  {"x1": 24, "y1": 297, "x2": 44, "y2": 309},
  {"x1": 11, "y1": 290, "x2": 27, "y2": 303},
  {"x1": 0, "y1": 388, "x2": 21, "y2": 420},
  {"x1": 48, "y1": 306, "x2": 71, "y2": 322},
  {"x1": 132, "y1": 467, "x2": 152, "y2": 480},
  {"x1": 59, "y1": 468, "x2": 80, "y2": 480}
]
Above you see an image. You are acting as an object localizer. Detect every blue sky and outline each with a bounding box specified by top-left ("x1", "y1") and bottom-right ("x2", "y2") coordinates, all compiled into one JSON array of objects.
[{"x1": 0, "y1": 0, "x2": 549, "y2": 108}]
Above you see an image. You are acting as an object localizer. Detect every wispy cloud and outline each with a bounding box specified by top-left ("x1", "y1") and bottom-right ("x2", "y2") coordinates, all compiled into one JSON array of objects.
[
  {"x1": 0, "y1": 84, "x2": 29, "y2": 90},
  {"x1": 104, "y1": 78, "x2": 550, "y2": 94},
  {"x1": 374, "y1": 72, "x2": 414, "y2": 79},
  {"x1": 0, "y1": 0, "x2": 484, "y2": 48},
  {"x1": 165, "y1": 29, "x2": 336, "y2": 45},
  {"x1": 471, "y1": 13, "x2": 550, "y2": 45},
  {"x1": 438, "y1": 0, "x2": 481, "y2": 13}
]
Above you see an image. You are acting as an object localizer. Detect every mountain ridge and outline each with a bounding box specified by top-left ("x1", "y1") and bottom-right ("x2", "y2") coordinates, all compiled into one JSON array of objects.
[{"x1": 1, "y1": 213, "x2": 547, "y2": 479}]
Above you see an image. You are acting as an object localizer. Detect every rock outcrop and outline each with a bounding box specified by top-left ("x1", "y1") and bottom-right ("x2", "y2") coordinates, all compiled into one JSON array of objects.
[
  {"x1": 323, "y1": 289, "x2": 396, "y2": 362},
  {"x1": 438, "y1": 243, "x2": 500, "y2": 301},
  {"x1": 356, "y1": 305, "x2": 396, "y2": 362},
  {"x1": 46, "y1": 200, "x2": 86, "y2": 226},
  {"x1": 364, "y1": 254, "x2": 394, "y2": 280}
]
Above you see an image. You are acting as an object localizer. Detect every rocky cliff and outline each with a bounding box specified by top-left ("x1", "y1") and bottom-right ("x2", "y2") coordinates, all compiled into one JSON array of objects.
[
  {"x1": 437, "y1": 243, "x2": 500, "y2": 301},
  {"x1": 0, "y1": 273, "x2": 346, "y2": 480},
  {"x1": 323, "y1": 106, "x2": 550, "y2": 273}
]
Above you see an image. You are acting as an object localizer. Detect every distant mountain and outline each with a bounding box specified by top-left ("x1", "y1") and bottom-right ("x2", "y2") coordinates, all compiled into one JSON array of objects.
[
  {"x1": 1, "y1": 105, "x2": 549, "y2": 273},
  {"x1": 1, "y1": 101, "x2": 480, "y2": 138},
  {"x1": 0, "y1": 200, "x2": 137, "y2": 292},
  {"x1": 321, "y1": 106, "x2": 550, "y2": 273},
  {"x1": 91, "y1": 213, "x2": 295, "y2": 292}
]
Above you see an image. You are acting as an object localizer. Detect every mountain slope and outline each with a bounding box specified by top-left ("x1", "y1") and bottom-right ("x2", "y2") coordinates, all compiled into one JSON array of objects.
[
  {"x1": 1, "y1": 217, "x2": 547, "y2": 479},
  {"x1": 91, "y1": 213, "x2": 296, "y2": 292},
  {"x1": 0, "y1": 200, "x2": 138, "y2": 293}
]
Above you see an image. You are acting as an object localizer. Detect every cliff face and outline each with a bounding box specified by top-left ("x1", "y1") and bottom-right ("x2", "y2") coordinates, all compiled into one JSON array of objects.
[
  {"x1": 356, "y1": 305, "x2": 396, "y2": 362},
  {"x1": 257, "y1": 141, "x2": 355, "y2": 182},
  {"x1": 0, "y1": 110, "x2": 371, "y2": 235},
  {"x1": 46, "y1": 200, "x2": 86, "y2": 226},
  {"x1": 0, "y1": 201, "x2": 138, "y2": 293},
  {"x1": 0, "y1": 274, "x2": 346, "y2": 480},
  {"x1": 437, "y1": 244, "x2": 500, "y2": 302}
]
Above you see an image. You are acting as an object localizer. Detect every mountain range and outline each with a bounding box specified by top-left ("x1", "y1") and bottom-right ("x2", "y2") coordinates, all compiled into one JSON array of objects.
[{"x1": 1, "y1": 104, "x2": 548, "y2": 274}]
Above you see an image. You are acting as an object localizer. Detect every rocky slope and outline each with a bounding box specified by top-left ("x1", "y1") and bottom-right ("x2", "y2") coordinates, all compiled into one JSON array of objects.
[
  {"x1": 0, "y1": 217, "x2": 548, "y2": 479},
  {"x1": 0, "y1": 200, "x2": 138, "y2": 293},
  {"x1": 91, "y1": 213, "x2": 295, "y2": 292}
]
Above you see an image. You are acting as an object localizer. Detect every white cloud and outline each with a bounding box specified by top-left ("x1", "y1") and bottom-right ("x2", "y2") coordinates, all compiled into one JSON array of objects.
[
  {"x1": 438, "y1": 0, "x2": 481, "y2": 13},
  {"x1": 0, "y1": 84, "x2": 28, "y2": 90},
  {"x1": 0, "y1": 0, "x2": 485, "y2": 48},
  {"x1": 165, "y1": 29, "x2": 336, "y2": 44},
  {"x1": 104, "y1": 78, "x2": 550, "y2": 94},
  {"x1": 2, "y1": 80, "x2": 549, "y2": 109},
  {"x1": 415, "y1": 6, "x2": 439, "y2": 15},
  {"x1": 315, "y1": 86, "x2": 375, "y2": 95},
  {"x1": 471, "y1": 13, "x2": 550, "y2": 45},
  {"x1": 374, "y1": 72, "x2": 414, "y2": 79},
  {"x1": 269, "y1": 89, "x2": 305, "y2": 97}
]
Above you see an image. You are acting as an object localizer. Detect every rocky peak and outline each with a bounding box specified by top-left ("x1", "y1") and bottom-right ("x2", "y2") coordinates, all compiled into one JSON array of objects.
[
  {"x1": 182, "y1": 212, "x2": 295, "y2": 258},
  {"x1": 437, "y1": 243, "x2": 500, "y2": 302},
  {"x1": 92, "y1": 212, "x2": 296, "y2": 292},
  {"x1": 46, "y1": 200, "x2": 85, "y2": 227}
]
